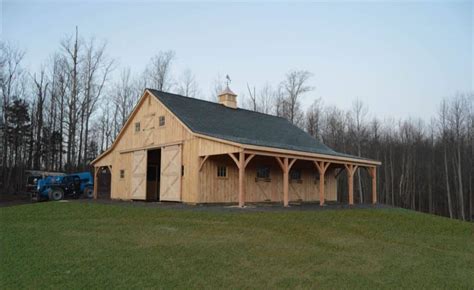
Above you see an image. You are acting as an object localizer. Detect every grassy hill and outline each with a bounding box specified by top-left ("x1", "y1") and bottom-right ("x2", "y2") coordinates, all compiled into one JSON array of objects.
[{"x1": 1, "y1": 202, "x2": 473, "y2": 289}]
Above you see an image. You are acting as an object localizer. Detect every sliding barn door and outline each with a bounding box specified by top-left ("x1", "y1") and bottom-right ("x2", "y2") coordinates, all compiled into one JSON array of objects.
[
  {"x1": 160, "y1": 145, "x2": 182, "y2": 201},
  {"x1": 131, "y1": 150, "x2": 147, "y2": 200}
]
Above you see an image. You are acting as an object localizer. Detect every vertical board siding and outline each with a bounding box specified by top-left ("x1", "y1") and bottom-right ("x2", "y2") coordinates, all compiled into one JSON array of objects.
[
  {"x1": 198, "y1": 155, "x2": 337, "y2": 203},
  {"x1": 107, "y1": 92, "x2": 194, "y2": 200}
]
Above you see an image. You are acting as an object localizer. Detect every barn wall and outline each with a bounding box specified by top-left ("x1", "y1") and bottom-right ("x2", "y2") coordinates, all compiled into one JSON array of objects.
[
  {"x1": 105, "y1": 92, "x2": 196, "y2": 200},
  {"x1": 198, "y1": 137, "x2": 240, "y2": 156},
  {"x1": 198, "y1": 155, "x2": 337, "y2": 203}
]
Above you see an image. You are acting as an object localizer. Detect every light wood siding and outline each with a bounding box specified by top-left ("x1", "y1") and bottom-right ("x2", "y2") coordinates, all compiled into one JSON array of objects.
[
  {"x1": 198, "y1": 138, "x2": 240, "y2": 156},
  {"x1": 111, "y1": 152, "x2": 131, "y2": 200},
  {"x1": 106, "y1": 92, "x2": 194, "y2": 200},
  {"x1": 181, "y1": 138, "x2": 200, "y2": 203},
  {"x1": 198, "y1": 155, "x2": 337, "y2": 203},
  {"x1": 160, "y1": 145, "x2": 182, "y2": 201},
  {"x1": 131, "y1": 150, "x2": 147, "y2": 200}
]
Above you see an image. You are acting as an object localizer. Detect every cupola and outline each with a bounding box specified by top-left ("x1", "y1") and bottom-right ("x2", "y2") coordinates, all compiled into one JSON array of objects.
[{"x1": 218, "y1": 86, "x2": 237, "y2": 109}]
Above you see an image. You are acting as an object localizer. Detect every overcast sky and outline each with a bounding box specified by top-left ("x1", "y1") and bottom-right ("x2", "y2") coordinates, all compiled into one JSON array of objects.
[{"x1": 2, "y1": 1, "x2": 473, "y2": 121}]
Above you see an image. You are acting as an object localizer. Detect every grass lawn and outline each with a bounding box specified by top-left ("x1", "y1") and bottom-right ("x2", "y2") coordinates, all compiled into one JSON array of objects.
[{"x1": 1, "y1": 202, "x2": 473, "y2": 289}]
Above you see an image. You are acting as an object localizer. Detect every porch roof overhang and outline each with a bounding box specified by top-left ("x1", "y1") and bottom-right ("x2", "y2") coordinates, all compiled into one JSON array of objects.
[{"x1": 196, "y1": 134, "x2": 381, "y2": 168}]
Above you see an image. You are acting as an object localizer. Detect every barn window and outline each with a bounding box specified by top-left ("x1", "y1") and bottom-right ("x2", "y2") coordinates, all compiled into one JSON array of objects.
[
  {"x1": 256, "y1": 167, "x2": 270, "y2": 180},
  {"x1": 159, "y1": 116, "x2": 165, "y2": 126},
  {"x1": 135, "y1": 122, "x2": 140, "y2": 132},
  {"x1": 217, "y1": 166, "x2": 227, "y2": 178},
  {"x1": 120, "y1": 170, "x2": 125, "y2": 179},
  {"x1": 290, "y1": 169, "x2": 302, "y2": 180}
]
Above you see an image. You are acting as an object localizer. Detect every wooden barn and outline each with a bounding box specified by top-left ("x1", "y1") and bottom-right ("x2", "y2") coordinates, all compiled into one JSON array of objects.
[{"x1": 91, "y1": 87, "x2": 381, "y2": 206}]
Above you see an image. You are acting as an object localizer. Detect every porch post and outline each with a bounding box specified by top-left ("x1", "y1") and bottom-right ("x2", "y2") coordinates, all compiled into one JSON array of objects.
[
  {"x1": 314, "y1": 161, "x2": 330, "y2": 206},
  {"x1": 93, "y1": 166, "x2": 99, "y2": 200},
  {"x1": 283, "y1": 157, "x2": 289, "y2": 207},
  {"x1": 371, "y1": 167, "x2": 377, "y2": 204},
  {"x1": 348, "y1": 170, "x2": 354, "y2": 205},
  {"x1": 345, "y1": 164, "x2": 357, "y2": 206},
  {"x1": 238, "y1": 151, "x2": 245, "y2": 207}
]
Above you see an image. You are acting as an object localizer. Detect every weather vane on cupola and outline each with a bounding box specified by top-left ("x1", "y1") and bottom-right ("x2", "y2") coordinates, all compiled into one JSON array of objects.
[{"x1": 225, "y1": 74, "x2": 231, "y2": 87}]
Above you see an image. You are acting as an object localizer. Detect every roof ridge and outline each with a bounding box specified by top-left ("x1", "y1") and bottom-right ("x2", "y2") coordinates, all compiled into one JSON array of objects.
[{"x1": 146, "y1": 88, "x2": 287, "y2": 120}]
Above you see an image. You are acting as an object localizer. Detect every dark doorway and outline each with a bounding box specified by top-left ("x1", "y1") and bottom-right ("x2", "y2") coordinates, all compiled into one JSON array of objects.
[
  {"x1": 147, "y1": 149, "x2": 161, "y2": 201},
  {"x1": 97, "y1": 167, "x2": 111, "y2": 199}
]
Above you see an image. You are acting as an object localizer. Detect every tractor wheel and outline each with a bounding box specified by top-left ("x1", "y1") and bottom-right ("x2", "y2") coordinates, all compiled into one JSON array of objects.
[
  {"x1": 84, "y1": 188, "x2": 94, "y2": 199},
  {"x1": 50, "y1": 189, "x2": 64, "y2": 201}
]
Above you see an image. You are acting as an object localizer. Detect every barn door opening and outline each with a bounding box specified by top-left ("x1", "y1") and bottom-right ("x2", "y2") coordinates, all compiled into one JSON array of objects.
[
  {"x1": 160, "y1": 145, "x2": 182, "y2": 202},
  {"x1": 147, "y1": 148, "x2": 161, "y2": 201},
  {"x1": 97, "y1": 167, "x2": 111, "y2": 199}
]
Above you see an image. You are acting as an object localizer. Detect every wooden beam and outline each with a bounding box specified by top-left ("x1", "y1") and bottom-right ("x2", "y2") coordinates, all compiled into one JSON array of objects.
[
  {"x1": 313, "y1": 160, "x2": 322, "y2": 173},
  {"x1": 199, "y1": 155, "x2": 209, "y2": 172},
  {"x1": 371, "y1": 167, "x2": 377, "y2": 204},
  {"x1": 275, "y1": 156, "x2": 285, "y2": 171},
  {"x1": 238, "y1": 151, "x2": 246, "y2": 207},
  {"x1": 244, "y1": 154, "x2": 255, "y2": 168},
  {"x1": 243, "y1": 147, "x2": 382, "y2": 166},
  {"x1": 283, "y1": 157, "x2": 289, "y2": 207},
  {"x1": 323, "y1": 162, "x2": 330, "y2": 172},
  {"x1": 228, "y1": 153, "x2": 240, "y2": 169},
  {"x1": 314, "y1": 161, "x2": 331, "y2": 207},
  {"x1": 93, "y1": 167, "x2": 99, "y2": 200},
  {"x1": 345, "y1": 164, "x2": 358, "y2": 206},
  {"x1": 288, "y1": 158, "x2": 297, "y2": 171}
]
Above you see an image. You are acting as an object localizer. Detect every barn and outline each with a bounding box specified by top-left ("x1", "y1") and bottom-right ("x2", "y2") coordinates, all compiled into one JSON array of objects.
[{"x1": 91, "y1": 87, "x2": 381, "y2": 206}]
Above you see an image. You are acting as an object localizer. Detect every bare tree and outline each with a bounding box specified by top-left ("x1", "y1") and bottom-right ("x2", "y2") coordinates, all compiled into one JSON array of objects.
[
  {"x1": 259, "y1": 83, "x2": 275, "y2": 115},
  {"x1": 144, "y1": 50, "x2": 175, "y2": 91},
  {"x1": 279, "y1": 70, "x2": 313, "y2": 126},
  {"x1": 350, "y1": 98, "x2": 369, "y2": 203},
  {"x1": 32, "y1": 68, "x2": 49, "y2": 169},
  {"x1": 210, "y1": 73, "x2": 226, "y2": 102},
  {"x1": 61, "y1": 27, "x2": 81, "y2": 171},
  {"x1": 438, "y1": 100, "x2": 453, "y2": 218},
  {"x1": 113, "y1": 67, "x2": 136, "y2": 127},
  {"x1": 0, "y1": 42, "x2": 26, "y2": 181},
  {"x1": 448, "y1": 94, "x2": 468, "y2": 220},
  {"x1": 77, "y1": 38, "x2": 113, "y2": 167},
  {"x1": 177, "y1": 69, "x2": 200, "y2": 98},
  {"x1": 306, "y1": 98, "x2": 323, "y2": 140},
  {"x1": 245, "y1": 83, "x2": 258, "y2": 111}
]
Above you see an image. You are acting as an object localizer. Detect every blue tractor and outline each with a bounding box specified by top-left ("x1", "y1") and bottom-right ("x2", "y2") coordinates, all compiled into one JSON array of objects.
[{"x1": 32, "y1": 172, "x2": 94, "y2": 201}]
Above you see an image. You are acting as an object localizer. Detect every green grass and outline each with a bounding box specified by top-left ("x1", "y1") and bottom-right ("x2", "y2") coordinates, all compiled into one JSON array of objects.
[{"x1": 1, "y1": 202, "x2": 473, "y2": 289}]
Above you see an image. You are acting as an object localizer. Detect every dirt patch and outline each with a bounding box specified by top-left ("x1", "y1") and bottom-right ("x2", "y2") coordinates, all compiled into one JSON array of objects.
[{"x1": 0, "y1": 192, "x2": 33, "y2": 207}]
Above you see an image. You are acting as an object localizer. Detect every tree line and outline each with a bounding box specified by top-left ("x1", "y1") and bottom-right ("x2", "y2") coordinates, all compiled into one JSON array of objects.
[{"x1": 1, "y1": 29, "x2": 473, "y2": 221}]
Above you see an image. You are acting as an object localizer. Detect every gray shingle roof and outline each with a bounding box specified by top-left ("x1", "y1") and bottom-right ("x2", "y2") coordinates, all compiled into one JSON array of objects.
[{"x1": 148, "y1": 89, "x2": 370, "y2": 161}]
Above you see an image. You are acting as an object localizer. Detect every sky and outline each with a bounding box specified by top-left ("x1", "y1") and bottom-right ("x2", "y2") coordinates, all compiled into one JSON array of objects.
[{"x1": 2, "y1": 0, "x2": 473, "y2": 121}]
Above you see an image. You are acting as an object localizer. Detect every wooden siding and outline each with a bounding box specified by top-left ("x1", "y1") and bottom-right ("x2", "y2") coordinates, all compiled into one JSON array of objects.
[
  {"x1": 198, "y1": 137, "x2": 241, "y2": 156},
  {"x1": 198, "y1": 155, "x2": 337, "y2": 203},
  {"x1": 105, "y1": 92, "x2": 196, "y2": 200}
]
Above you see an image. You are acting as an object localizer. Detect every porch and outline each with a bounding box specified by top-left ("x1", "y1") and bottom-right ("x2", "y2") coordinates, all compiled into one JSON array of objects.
[{"x1": 199, "y1": 149, "x2": 378, "y2": 207}]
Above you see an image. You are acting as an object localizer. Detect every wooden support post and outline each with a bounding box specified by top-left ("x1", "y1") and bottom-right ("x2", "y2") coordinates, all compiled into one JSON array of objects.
[
  {"x1": 93, "y1": 167, "x2": 99, "y2": 200},
  {"x1": 348, "y1": 171, "x2": 354, "y2": 205},
  {"x1": 344, "y1": 164, "x2": 358, "y2": 206},
  {"x1": 370, "y1": 167, "x2": 377, "y2": 204},
  {"x1": 275, "y1": 156, "x2": 296, "y2": 207},
  {"x1": 238, "y1": 151, "x2": 245, "y2": 208},
  {"x1": 283, "y1": 157, "x2": 289, "y2": 207},
  {"x1": 314, "y1": 161, "x2": 331, "y2": 206}
]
